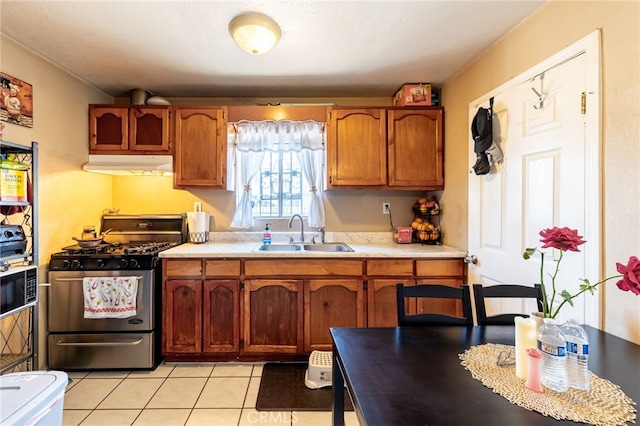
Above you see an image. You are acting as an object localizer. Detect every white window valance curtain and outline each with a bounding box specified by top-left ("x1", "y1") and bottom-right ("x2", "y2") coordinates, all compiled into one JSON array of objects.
[{"x1": 230, "y1": 120, "x2": 326, "y2": 229}]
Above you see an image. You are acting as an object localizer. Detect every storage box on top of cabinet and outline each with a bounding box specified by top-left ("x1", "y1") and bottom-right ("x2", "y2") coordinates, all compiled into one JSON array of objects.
[{"x1": 393, "y1": 83, "x2": 432, "y2": 106}]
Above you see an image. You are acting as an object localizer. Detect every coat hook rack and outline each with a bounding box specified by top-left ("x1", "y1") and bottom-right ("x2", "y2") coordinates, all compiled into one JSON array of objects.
[{"x1": 531, "y1": 72, "x2": 545, "y2": 109}]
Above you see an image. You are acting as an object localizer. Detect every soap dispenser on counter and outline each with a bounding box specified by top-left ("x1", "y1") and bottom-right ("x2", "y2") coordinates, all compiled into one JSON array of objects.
[{"x1": 263, "y1": 223, "x2": 272, "y2": 245}]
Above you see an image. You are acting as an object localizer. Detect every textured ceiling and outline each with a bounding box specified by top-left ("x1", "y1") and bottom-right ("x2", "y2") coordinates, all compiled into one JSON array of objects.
[{"x1": 0, "y1": 0, "x2": 544, "y2": 98}]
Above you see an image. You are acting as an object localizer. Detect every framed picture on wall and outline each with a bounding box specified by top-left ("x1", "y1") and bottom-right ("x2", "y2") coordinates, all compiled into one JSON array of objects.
[{"x1": 0, "y1": 72, "x2": 33, "y2": 128}]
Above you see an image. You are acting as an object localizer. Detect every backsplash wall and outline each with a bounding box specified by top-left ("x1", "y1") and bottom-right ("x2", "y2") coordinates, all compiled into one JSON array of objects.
[{"x1": 112, "y1": 176, "x2": 429, "y2": 233}]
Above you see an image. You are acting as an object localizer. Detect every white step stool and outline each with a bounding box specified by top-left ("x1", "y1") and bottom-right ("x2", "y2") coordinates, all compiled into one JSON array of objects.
[{"x1": 304, "y1": 350, "x2": 333, "y2": 389}]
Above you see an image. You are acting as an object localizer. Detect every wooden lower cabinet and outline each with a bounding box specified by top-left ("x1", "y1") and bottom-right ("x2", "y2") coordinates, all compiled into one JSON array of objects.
[
  {"x1": 162, "y1": 257, "x2": 465, "y2": 359},
  {"x1": 304, "y1": 279, "x2": 365, "y2": 351},
  {"x1": 367, "y1": 278, "x2": 413, "y2": 327},
  {"x1": 203, "y1": 280, "x2": 240, "y2": 353},
  {"x1": 163, "y1": 259, "x2": 240, "y2": 357},
  {"x1": 367, "y1": 259, "x2": 414, "y2": 327},
  {"x1": 243, "y1": 279, "x2": 304, "y2": 354},
  {"x1": 164, "y1": 279, "x2": 202, "y2": 353},
  {"x1": 163, "y1": 279, "x2": 240, "y2": 355}
]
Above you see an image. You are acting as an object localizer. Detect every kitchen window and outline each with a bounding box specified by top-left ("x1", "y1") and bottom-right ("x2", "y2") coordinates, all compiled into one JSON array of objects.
[
  {"x1": 251, "y1": 150, "x2": 310, "y2": 218},
  {"x1": 229, "y1": 120, "x2": 326, "y2": 229}
]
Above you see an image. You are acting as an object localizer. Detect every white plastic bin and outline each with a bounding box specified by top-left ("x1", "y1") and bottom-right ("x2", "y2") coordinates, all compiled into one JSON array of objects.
[{"x1": 0, "y1": 370, "x2": 68, "y2": 426}]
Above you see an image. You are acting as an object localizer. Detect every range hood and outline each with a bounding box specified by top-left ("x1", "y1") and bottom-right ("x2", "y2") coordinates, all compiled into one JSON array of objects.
[{"x1": 83, "y1": 155, "x2": 173, "y2": 176}]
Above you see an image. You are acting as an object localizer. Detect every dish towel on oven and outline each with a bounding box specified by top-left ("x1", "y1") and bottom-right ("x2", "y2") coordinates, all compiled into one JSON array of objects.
[{"x1": 83, "y1": 276, "x2": 138, "y2": 319}]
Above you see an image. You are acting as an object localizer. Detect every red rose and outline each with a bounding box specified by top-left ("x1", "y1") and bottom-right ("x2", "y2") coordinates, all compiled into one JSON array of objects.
[
  {"x1": 616, "y1": 256, "x2": 640, "y2": 295},
  {"x1": 539, "y1": 227, "x2": 586, "y2": 252}
]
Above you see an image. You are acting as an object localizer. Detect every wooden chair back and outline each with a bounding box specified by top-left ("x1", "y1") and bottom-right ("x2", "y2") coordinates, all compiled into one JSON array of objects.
[
  {"x1": 396, "y1": 283, "x2": 473, "y2": 326},
  {"x1": 473, "y1": 283, "x2": 543, "y2": 325}
]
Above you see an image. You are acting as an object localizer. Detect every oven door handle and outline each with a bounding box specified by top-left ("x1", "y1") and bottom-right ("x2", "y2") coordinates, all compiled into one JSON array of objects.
[
  {"x1": 55, "y1": 276, "x2": 145, "y2": 282},
  {"x1": 55, "y1": 338, "x2": 144, "y2": 347}
]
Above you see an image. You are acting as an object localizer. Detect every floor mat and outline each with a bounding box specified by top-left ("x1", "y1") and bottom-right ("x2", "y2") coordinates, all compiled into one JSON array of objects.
[{"x1": 256, "y1": 362, "x2": 353, "y2": 411}]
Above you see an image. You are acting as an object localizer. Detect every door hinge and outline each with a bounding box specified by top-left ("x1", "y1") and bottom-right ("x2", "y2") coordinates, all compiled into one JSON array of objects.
[
  {"x1": 240, "y1": 281, "x2": 244, "y2": 291},
  {"x1": 581, "y1": 92, "x2": 586, "y2": 114}
]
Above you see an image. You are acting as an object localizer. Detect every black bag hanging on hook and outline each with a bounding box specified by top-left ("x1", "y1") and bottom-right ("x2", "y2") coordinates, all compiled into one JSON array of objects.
[
  {"x1": 471, "y1": 97, "x2": 502, "y2": 175},
  {"x1": 471, "y1": 104, "x2": 492, "y2": 175}
]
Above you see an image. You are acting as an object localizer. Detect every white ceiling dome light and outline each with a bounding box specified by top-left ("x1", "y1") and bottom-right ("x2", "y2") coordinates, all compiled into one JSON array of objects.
[{"x1": 228, "y1": 12, "x2": 282, "y2": 55}]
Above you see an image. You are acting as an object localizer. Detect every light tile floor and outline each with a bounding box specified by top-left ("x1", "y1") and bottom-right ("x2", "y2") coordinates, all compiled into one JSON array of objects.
[{"x1": 62, "y1": 362, "x2": 360, "y2": 426}]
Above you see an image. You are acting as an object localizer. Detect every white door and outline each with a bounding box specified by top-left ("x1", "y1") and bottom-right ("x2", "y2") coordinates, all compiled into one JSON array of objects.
[{"x1": 468, "y1": 33, "x2": 601, "y2": 326}]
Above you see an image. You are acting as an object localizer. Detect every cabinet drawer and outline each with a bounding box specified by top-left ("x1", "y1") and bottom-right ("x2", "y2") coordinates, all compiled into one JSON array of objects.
[
  {"x1": 205, "y1": 260, "x2": 241, "y2": 277},
  {"x1": 415, "y1": 259, "x2": 464, "y2": 277},
  {"x1": 245, "y1": 259, "x2": 363, "y2": 277},
  {"x1": 366, "y1": 259, "x2": 413, "y2": 276},
  {"x1": 164, "y1": 259, "x2": 202, "y2": 277}
]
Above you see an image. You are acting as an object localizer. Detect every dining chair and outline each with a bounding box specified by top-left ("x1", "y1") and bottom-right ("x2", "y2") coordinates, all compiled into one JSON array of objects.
[
  {"x1": 472, "y1": 283, "x2": 543, "y2": 325},
  {"x1": 396, "y1": 283, "x2": 473, "y2": 326}
]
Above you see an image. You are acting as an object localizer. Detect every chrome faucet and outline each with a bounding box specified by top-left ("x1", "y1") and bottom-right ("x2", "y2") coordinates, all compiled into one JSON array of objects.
[
  {"x1": 288, "y1": 214, "x2": 305, "y2": 243},
  {"x1": 312, "y1": 228, "x2": 325, "y2": 244}
]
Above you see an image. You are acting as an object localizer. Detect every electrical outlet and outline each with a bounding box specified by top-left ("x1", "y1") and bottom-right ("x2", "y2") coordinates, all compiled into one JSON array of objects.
[{"x1": 383, "y1": 202, "x2": 391, "y2": 214}]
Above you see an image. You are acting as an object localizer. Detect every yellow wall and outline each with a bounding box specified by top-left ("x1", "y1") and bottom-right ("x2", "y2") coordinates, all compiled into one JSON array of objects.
[
  {"x1": 442, "y1": 0, "x2": 640, "y2": 343},
  {"x1": 1, "y1": 37, "x2": 112, "y2": 268}
]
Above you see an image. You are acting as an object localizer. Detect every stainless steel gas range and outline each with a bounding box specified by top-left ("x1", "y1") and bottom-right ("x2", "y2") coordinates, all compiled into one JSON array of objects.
[{"x1": 47, "y1": 214, "x2": 186, "y2": 370}]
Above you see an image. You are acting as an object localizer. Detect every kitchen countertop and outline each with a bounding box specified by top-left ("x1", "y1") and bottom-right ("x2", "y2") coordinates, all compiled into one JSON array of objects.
[{"x1": 159, "y1": 232, "x2": 467, "y2": 259}]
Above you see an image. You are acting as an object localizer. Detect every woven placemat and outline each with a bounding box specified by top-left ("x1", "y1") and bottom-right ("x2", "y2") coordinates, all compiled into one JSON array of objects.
[{"x1": 459, "y1": 343, "x2": 637, "y2": 426}]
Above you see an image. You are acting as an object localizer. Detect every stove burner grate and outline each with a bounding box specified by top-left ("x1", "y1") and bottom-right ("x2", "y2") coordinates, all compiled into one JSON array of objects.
[
  {"x1": 124, "y1": 242, "x2": 175, "y2": 254},
  {"x1": 60, "y1": 242, "x2": 124, "y2": 255}
]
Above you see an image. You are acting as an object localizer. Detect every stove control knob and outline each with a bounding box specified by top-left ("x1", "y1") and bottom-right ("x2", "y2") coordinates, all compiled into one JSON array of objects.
[
  {"x1": 130, "y1": 259, "x2": 140, "y2": 269},
  {"x1": 63, "y1": 259, "x2": 71, "y2": 269},
  {"x1": 119, "y1": 259, "x2": 129, "y2": 269},
  {"x1": 71, "y1": 259, "x2": 82, "y2": 270},
  {"x1": 3, "y1": 230, "x2": 14, "y2": 238},
  {"x1": 97, "y1": 259, "x2": 105, "y2": 269}
]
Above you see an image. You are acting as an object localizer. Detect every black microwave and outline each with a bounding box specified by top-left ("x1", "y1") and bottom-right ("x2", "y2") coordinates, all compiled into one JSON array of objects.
[{"x1": 0, "y1": 265, "x2": 38, "y2": 318}]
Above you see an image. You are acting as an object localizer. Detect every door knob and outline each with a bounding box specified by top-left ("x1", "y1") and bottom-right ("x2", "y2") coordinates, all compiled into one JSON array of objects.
[{"x1": 464, "y1": 254, "x2": 478, "y2": 265}]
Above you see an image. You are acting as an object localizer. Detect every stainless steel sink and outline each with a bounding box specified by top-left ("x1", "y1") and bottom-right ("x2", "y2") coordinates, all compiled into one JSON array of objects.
[
  {"x1": 253, "y1": 242, "x2": 354, "y2": 252},
  {"x1": 255, "y1": 244, "x2": 302, "y2": 252},
  {"x1": 302, "y1": 243, "x2": 354, "y2": 252}
]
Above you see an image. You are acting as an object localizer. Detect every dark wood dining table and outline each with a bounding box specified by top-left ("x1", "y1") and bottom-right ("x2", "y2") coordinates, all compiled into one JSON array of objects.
[{"x1": 331, "y1": 325, "x2": 639, "y2": 425}]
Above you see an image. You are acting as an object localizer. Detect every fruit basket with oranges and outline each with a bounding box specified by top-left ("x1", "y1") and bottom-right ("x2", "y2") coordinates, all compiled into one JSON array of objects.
[{"x1": 411, "y1": 196, "x2": 442, "y2": 244}]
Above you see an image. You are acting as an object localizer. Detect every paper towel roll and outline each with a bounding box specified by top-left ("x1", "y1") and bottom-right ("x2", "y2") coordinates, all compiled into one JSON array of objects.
[{"x1": 187, "y1": 212, "x2": 210, "y2": 243}]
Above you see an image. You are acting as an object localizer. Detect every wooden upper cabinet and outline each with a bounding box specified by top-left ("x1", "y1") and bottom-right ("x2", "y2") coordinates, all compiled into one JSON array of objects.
[
  {"x1": 326, "y1": 108, "x2": 387, "y2": 188},
  {"x1": 173, "y1": 107, "x2": 227, "y2": 188},
  {"x1": 387, "y1": 107, "x2": 444, "y2": 189},
  {"x1": 89, "y1": 106, "x2": 128, "y2": 151},
  {"x1": 129, "y1": 107, "x2": 171, "y2": 152},
  {"x1": 89, "y1": 105, "x2": 171, "y2": 153}
]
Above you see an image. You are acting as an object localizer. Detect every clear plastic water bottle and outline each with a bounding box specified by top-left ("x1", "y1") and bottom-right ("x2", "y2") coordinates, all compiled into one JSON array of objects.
[
  {"x1": 537, "y1": 318, "x2": 569, "y2": 392},
  {"x1": 561, "y1": 318, "x2": 590, "y2": 390}
]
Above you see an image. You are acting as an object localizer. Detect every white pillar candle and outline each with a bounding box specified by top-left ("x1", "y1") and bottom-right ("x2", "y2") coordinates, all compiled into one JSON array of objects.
[{"x1": 514, "y1": 316, "x2": 538, "y2": 380}]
